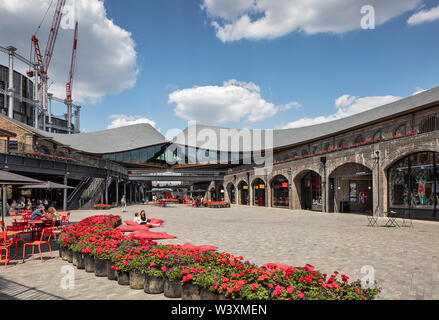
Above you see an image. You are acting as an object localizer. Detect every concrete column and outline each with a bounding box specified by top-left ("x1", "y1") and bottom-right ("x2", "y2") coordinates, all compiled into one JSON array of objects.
[
  {"x1": 123, "y1": 182, "x2": 127, "y2": 201},
  {"x1": 7, "y1": 46, "x2": 16, "y2": 119},
  {"x1": 63, "y1": 175, "x2": 68, "y2": 211},
  {"x1": 224, "y1": 185, "x2": 230, "y2": 203}
]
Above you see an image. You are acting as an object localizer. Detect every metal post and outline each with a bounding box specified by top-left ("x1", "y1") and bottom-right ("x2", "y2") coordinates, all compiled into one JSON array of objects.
[
  {"x1": 2, "y1": 185, "x2": 7, "y2": 224},
  {"x1": 48, "y1": 93, "x2": 53, "y2": 132},
  {"x1": 105, "y1": 177, "x2": 109, "y2": 205},
  {"x1": 7, "y1": 46, "x2": 16, "y2": 119},
  {"x1": 63, "y1": 175, "x2": 68, "y2": 211}
]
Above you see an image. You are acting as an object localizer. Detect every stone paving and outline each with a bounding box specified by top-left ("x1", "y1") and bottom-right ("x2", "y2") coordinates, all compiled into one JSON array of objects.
[{"x1": 1, "y1": 203, "x2": 439, "y2": 300}]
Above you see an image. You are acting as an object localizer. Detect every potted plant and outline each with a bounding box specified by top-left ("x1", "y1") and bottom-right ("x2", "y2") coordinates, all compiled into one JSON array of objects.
[{"x1": 144, "y1": 266, "x2": 166, "y2": 293}]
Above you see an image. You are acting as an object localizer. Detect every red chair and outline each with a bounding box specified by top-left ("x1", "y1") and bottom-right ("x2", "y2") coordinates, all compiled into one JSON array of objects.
[
  {"x1": 6, "y1": 225, "x2": 24, "y2": 258},
  {"x1": 0, "y1": 231, "x2": 12, "y2": 268},
  {"x1": 22, "y1": 227, "x2": 53, "y2": 263}
]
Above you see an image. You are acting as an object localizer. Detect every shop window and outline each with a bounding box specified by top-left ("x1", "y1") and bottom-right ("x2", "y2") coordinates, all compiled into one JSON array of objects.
[
  {"x1": 338, "y1": 140, "x2": 345, "y2": 148},
  {"x1": 373, "y1": 130, "x2": 383, "y2": 141},
  {"x1": 389, "y1": 152, "x2": 437, "y2": 211},
  {"x1": 419, "y1": 115, "x2": 439, "y2": 134},
  {"x1": 395, "y1": 124, "x2": 406, "y2": 136},
  {"x1": 354, "y1": 135, "x2": 363, "y2": 145}
]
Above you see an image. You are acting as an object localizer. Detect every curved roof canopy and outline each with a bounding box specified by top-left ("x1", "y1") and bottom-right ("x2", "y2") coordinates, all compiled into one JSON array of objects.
[{"x1": 47, "y1": 123, "x2": 167, "y2": 154}]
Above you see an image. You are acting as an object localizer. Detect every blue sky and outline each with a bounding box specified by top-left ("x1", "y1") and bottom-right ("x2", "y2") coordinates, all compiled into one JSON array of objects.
[{"x1": 16, "y1": 0, "x2": 439, "y2": 135}]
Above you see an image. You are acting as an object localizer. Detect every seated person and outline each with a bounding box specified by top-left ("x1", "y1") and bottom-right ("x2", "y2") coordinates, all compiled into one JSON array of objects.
[
  {"x1": 31, "y1": 205, "x2": 46, "y2": 220},
  {"x1": 45, "y1": 207, "x2": 61, "y2": 226},
  {"x1": 140, "y1": 210, "x2": 161, "y2": 227},
  {"x1": 133, "y1": 212, "x2": 143, "y2": 224},
  {"x1": 140, "y1": 210, "x2": 151, "y2": 224}
]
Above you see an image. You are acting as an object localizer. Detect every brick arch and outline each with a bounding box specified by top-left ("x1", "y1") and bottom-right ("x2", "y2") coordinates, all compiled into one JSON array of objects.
[
  {"x1": 383, "y1": 148, "x2": 439, "y2": 171},
  {"x1": 251, "y1": 176, "x2": 266, "y2": 186},
  {"x1": 327, "y1": 162, "x2": 373, "y2": 178}
]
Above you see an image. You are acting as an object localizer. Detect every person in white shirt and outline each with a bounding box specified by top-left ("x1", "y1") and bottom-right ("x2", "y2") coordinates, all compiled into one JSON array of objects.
[{"x1": 133, "y1": 212, "x2": 142, "y2": 224}]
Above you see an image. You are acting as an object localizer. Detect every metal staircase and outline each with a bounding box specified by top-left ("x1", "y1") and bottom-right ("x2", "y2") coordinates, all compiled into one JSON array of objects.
[{"x1": 67, "y1": 177, "x2": 111, "y2": 210}]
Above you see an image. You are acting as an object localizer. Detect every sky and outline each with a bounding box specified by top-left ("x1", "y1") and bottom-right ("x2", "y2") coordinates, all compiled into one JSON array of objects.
[{"x1": 1, "y1": 0, "x2": 439, "y2": 137}]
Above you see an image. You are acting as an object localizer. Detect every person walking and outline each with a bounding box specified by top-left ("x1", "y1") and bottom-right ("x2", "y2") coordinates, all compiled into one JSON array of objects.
[{"x1": 121, "y1": 194, "x2": 127, "y2": 212}]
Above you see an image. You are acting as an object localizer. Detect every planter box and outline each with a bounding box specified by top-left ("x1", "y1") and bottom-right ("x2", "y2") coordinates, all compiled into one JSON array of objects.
[
  {"x1": 182, "y1": 283, "x2": 201, "y2": 300},
  {"x1": 73, "y1": 252, "x2": 85, "y2": 269},
  {"x1": 129, "y1": 272, "x2": 145, "y2": 290},
  {"x1": 94, "y1": 258, "x2": 108, "y2": 277},
  {"x1": 200, "y1": 288, "x2": 219, "y2": 300},
  {"x1": 66, "y1": 249, "x2": 73, "y2": 263},
  {"x1": 164, "y1": 279, "x2": 182, "y2": 298},
  {"x1": 117, "y1": 271, "x2": 130, "y2": 286},
  {"x1": 144, "y1": 275, "x2": 164, "y2": 294},
  {"x1": 107, "y1": 261, "x2": 117, "y2": 280},
  {"x1": 84, "y1": 255, "x2": 95, "y2": 273}
]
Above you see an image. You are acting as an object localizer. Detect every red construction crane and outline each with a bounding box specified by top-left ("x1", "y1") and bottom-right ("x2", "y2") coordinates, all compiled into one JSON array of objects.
[
  {"x1": 66, "y1": 21, "x2": 78, "y2": 130},
  {"x1": 27, "y1": 0, "x2": 66, "y2": 128},
  {"x1": 28, "y1": 0, "x2": 66, "y2": 76}
]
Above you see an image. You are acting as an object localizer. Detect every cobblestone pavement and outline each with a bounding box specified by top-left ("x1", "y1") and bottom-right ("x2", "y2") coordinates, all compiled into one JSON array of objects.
[{"x1": 1, "y1": 203, "x2": 438, "y2": 300}]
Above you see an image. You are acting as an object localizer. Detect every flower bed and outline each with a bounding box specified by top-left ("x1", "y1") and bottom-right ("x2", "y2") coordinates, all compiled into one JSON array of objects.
[
  {"x1": 93, "y1": 204, "x2": 113, "y2": 210},
  {"x1": 58, "y1": 215, "x2": 381, "y2": 300},
  {"x1": 203, "y1": 201, "x2": 231, "y2": 208}
]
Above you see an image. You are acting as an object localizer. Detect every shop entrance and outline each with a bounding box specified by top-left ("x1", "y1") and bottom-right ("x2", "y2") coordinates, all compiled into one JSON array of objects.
[
  {"x1": 329, "y1": 163, "x2": 373, "y2": 213},
  {"x1": 252, "y1": 178, "x2": 266, "y2": 207}
]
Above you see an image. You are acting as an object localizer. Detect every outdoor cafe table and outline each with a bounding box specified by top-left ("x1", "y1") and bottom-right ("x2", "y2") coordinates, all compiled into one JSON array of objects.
[{"x1": 28, "y1": 219, "x2": 52, "y2": 240}]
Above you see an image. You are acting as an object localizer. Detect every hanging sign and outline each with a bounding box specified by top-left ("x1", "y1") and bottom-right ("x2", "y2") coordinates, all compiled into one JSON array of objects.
[{"x1": 282, "y1": 182, "x2": 288, "y2": 188}]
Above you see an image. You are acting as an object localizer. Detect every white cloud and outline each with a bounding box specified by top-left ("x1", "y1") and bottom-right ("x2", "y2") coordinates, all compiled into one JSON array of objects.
[
  {"x1": 107, "y1": 115, "x2": 157, "y2": 129},
  {"x1": 0, "y1": 0, "x2": 139, "y2": 103},
  {"x1": 168, "y1": 79, "x2": 299, "y2": 125},
  {"x1": 408, "y1": 5, "x2": 439, "y2": 25},
  {"x1": 412, "y1": 86, "x2": 426, "y2": 95},
  {"x1": 282, "y1": 94, "x2": 402, "y2": 129},
  {"x1": 202, "y1": 0, "x2": 423, "y2": 42}
]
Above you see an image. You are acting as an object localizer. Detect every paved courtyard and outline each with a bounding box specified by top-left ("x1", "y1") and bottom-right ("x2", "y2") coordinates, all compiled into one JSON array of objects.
[{"x1": 1, "y1": 204, "x2": 439, "y2": 300}]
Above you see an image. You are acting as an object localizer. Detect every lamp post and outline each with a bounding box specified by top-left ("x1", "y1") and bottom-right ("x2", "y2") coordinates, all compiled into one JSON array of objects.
[
  {"x1": 320, "y1": 157, "x2": 327, "y2": 213},
  {"x1": 372, "y1": 151, "x2": 380, "y2": 216}
]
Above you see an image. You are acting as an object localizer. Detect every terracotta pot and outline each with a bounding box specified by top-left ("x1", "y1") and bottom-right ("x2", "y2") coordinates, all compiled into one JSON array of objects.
[
  {"x1": 107, "y1": 261, "x2": 117, "y2": 280},
  {"x1": 144, "y1": 275, "x2": 164, "y2": 294},
  {"x1": 182, "y1": 283, "x2": 201, "y2": 300},
  {"x1": 117, "y1": 271, "x2": 130, "y2": 286},
  {"x1": 84, "y1": 255, "x2": 95, "y2": 273},
  {"x1": 164, "y1": 279, "x2": 182, "y2": 298},
  {"x1": 129, "y1": 272, "x2": 145, "y2": 290},
  {"x1": 94, "y1": 257, "x2": 108, "y2": 277}
]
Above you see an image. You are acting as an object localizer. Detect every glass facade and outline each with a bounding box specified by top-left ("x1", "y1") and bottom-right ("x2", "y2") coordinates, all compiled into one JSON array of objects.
[
  {"x1": 103, "y1": 144, "x2": 165, "y2": 163},
  {"x1": 271, "y1": 175, "x2": 289, "y2": 208},
  {"x1": 389, "y1": 152, "x2": 438, "y2": 220}
]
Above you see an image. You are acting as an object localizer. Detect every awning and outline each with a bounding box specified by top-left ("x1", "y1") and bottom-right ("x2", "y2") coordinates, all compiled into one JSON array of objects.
[{"x1": 19, "y1": 181, "x2": 75, "y2": 189}]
